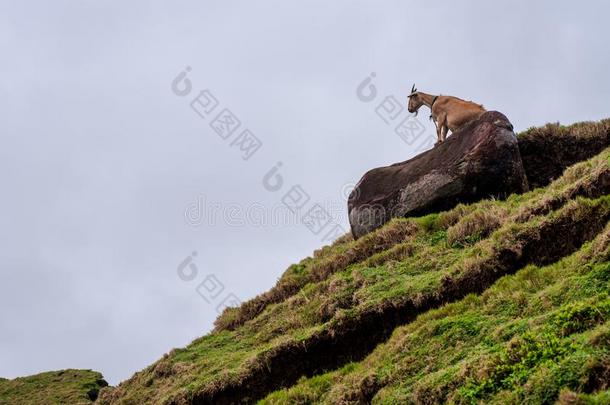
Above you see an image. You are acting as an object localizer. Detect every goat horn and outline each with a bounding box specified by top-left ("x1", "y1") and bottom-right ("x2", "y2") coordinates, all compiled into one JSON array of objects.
[{"x1": 411, "y1": 83, "x2": 416, "y2": 93}]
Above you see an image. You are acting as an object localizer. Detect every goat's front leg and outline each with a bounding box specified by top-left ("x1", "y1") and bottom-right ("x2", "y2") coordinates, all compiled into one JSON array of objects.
[
  {"x1": 441, "y1": 123, "x2": 449, "y2": 142},
  {"x1": 434, "y1": 113, "x2": 446, "y2": 145}
]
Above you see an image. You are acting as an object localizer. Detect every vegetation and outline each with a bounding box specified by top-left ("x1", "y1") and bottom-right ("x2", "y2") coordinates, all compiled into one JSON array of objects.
[
  {"x1": 517, "y1": 118, "x2": 610, "y2": 189},
  {"x1": 98, "y1": 132, "x2": 610, "y2": 403},
  {"x1": 0, "y1": 369, "x2": 107, "y2": 405},
  {"x1": 3, "y1": 119, "x2": 610, "y2": 404},
  {"x1": 261, "y1": 237, "x2": 610, "y2": 404}
]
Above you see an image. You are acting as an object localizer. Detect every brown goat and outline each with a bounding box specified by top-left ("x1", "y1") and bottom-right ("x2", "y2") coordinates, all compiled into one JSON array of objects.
[{"x1": 407, "y1": 84, "x2": 485, "y2": 144}]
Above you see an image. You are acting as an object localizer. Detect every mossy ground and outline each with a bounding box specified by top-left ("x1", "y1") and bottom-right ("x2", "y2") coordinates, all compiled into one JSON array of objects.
[{"x1": 0, "y1": 369, "x2": 107, "y2": 405}]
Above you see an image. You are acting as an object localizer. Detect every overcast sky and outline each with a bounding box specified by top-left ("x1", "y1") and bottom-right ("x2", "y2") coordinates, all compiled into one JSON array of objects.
[{"x1": 1, "y1": 1, "x2": 609, "y2": 385}]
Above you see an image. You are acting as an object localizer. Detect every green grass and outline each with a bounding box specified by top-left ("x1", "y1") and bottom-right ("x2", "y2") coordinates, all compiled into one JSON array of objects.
[
  {"x1": 262, "y1": 244, "x2": 610, "y2": 404},
  {"x1": 0, "y1": 369, "x2": 107, "y2": 405},
  {"x1": 98, "y1": 147, "x2": 610, "y2": 404}
]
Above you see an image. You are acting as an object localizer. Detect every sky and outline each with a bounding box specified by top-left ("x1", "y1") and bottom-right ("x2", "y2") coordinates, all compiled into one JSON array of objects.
[{"x1": 1, "y1": 1, "x2": 609, "y2": 385}]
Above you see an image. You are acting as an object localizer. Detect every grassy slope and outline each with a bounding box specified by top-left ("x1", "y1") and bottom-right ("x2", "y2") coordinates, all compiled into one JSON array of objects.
[
  {"x1": 261, "y1": 223, "x2": 610, "y2": 404},
  {"x1": 98, "y1": 123, "x2": 610, "y2": 404},
  {"x1": 0, "y1": 369, "x2": 107, "y2": 405},
  {"x1": 4, "y1": 120, "x2": 608, "y2": 404}
]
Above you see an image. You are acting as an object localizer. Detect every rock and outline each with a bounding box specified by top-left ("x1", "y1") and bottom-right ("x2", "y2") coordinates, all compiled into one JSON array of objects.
[{"x1": 348, "y1": 111, "x2": 529, "y2": 238}]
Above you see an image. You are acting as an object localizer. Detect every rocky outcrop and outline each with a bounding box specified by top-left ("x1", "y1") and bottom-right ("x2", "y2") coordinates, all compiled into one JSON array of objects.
[{"x1": 348, "y1": 111, "x2": 528, "y2": 238}]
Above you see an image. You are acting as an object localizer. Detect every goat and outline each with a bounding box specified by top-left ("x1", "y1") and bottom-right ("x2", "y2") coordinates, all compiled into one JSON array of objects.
[{"x1": 407, "y1": 84, "x2": 485, "y2": 145}]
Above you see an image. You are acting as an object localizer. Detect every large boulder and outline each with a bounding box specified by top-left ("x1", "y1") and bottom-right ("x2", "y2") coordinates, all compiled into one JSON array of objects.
[{"x1": 348, "y1": 111, "x2": 529, "y2": 238}]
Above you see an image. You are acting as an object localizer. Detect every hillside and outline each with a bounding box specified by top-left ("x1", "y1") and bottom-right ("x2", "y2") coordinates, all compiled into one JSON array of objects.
[
  {"x1": 0, "y1": 369, "x2": 107, "y2": 404},
  {"x1": 97, "y1": 119, "x2": 610, "y2": 404},
  {"x1": 3, "y1": 119, "x2": 610, "y2": 404}
]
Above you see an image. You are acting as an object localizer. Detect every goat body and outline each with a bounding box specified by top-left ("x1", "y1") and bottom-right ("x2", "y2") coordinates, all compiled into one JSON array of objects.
[{"x1": 408, "y1": 86, "x2": 485, "y2": 144}]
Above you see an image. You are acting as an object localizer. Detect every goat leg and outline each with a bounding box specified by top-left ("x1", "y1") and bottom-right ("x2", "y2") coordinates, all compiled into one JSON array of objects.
[
  {"x1": 441, "y1": 124, "x2": 449, "y2": 142},
  {"x1": 435, "y1": 122, "x2": 442, "y2": 145}
]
